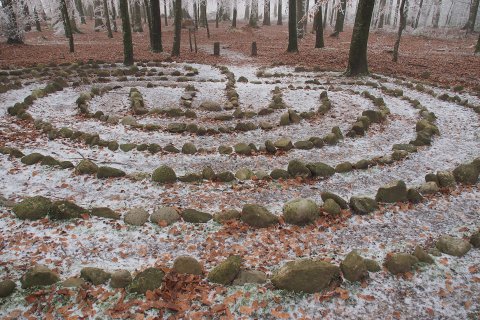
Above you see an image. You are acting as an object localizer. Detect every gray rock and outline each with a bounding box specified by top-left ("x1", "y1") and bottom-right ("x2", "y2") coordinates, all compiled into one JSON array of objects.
[
  {"x1": 340, "y1": 251, "x2": 368, "y2": 282},
  {"x1": 21, "y1": 265, "x2": 60, "y2": 289},
  {"x1": 418, "y1": 181, "x2": 439, "y2": 194},
  {"x1": 320, "y1": 192, "x2": 348, "y2": 209},
  {"x1": 110, "y1": 270, "x2": 132, "y2": 288},
  {"x1": 124, "y1": 208, "x2": 149, "y2": 226},
  {"x1": 173, "y1": 256, "x2": 203, "y2": 275},
  {"x1": 232, "y1": 270, "x2": 267, "y2": 285},
  {"x1": 323, "y1": 199, "x2": 341, "y2": 215},
  {"x1": 349, "y1": 196, "x2": 378, "y2": 215},
  {"x1": 80, "y1": 267, "x2": 111, "y2": 285},
  {"x1": 437, "y1": 171, "x2": 456, "y2": 188},
  {"x1": 375, "y1": 180, "x2": 408, "y2": 203},
  {"x1": 436, "y1": 235, "x2": 472, "y2": 257},
  {"x1": 453, "y1": 163, "x2": 479, "y2": 185},
  {"x1": 150, "y1": 207, "x2": 180, "y2": 225},
  {"x1": 182, "y1": 209, "x2": 212, "y2": 223},
  {"x1": 241, "y1": 204, "x2": 279, "y2": 228},
  {"x1": 129, "y1": 268, "x2": 165, "y2": 294},
  {"x1": 207, "y1": 256, "x2": 242, "y2": 285},
  {"x1": 306, "y1": 162, "x2": 335, "y2": 178},
  {"x1": 384, "y1": 253, "x2": 418, "y2": 275},
  {"x1": 287, "y1": 160, "x2": 311, "y2": 178},
  {"x1": 283, "y1": 198, "x2": 319, "y2": 225},
  {"x1": 0, "y1": 280, "x2": 16, "y2": 298}
]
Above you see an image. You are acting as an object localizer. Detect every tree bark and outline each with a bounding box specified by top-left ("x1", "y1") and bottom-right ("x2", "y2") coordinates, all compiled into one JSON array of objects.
[
  {"x1": 144, "y1": 0, "x2": 152, "y2": 38},
  {"x1": 413, "y1": 0, "x2": 423, "y2": 29},
  {"x1": 334, "y1": 0, "x2": 346, "y2": 34},
  {"x1": 34, "y1": 8, "x2": 42, "y2": 31},
  {"x1": 315, "y1": 3, "x2": 324, "y2": 48},
  {"x1": 432, "y1": 0, "x2": 442, "y2": 28},
  {"x1": 287, "y1": 0, "x2": 298, "y2": 52},
  {"x1": 297, "y1": 0, "x2": 304, "y2": 38},
  {"x1": 249, "y1": 0, "x2": 259, "y2": 27},
  {"x1": 216, "y1": 1, "x2": 220, "y2": 28},
  {"x1": 120, "y1": 0, "x2": 134, "y2": 65},
  {"x1": 323, "y1": 1, "x2": 328, "y2": 29},
  {"x1": 151, "y1": 0, "x2": 163, "y2": 52},
  {"x1": 23, "y1": 2, "x2": 32, "y2": 32},
  {"x1": 94, "y1": 0, "x2": 105, "y2": 31},
  {"x1": 277, "y1": 0, "x2": 282, "y2": 25},
  {"x1": 463, "y1": 0, "x2": 479, "y2": 32},
  {"x1": 75, "y1": 0, "x2": 87, "y2": 24},
  {"x1": 263, "y1": 0, "x2": 271, "y2": 25},
  {"x1": 133, "y1": 1, "x2": 144, "y2": 31},
  {"x1": 164, "y1": 0, "x2": 168, "y2": 25},
  {"x1": 475, "y1": 32, "x2": 480, "y2": 54},
  {"x1": 4, "y1": 0, "x2": 24, "y2": 44},
  {"x1": 103, "y1": 0, "x2": 114, "y2": 38},
  {"x1": 200, "y1": 0, "x2": 206, "y2": 26},
  {"x1": 194, "y1": 1, "x2": 198, "y2": 28},
  {"x1": 232, "y1": 0, "x2": 238, "y2": 27},
  {"x1": 171, "y1": 0, "x2": 182, "y2": 56},
  {"x1": 392, "y1": 0, "x2": 406, "y2": 62},
  {"x1": 345, "y1": 0, "x2": 375, "y2": 76},
  {"x1": 245, "y1": 3, "x2": 250, "y2": 21},
  {"x1": 377, "y1": 0, "x2": 386, "y2": 28},
  {"x1": 111, "y1": 0, "x2": 118, "y2": 31},
  {"x1": 60, "y1": 0, "x2": 75, "y2": 52}
]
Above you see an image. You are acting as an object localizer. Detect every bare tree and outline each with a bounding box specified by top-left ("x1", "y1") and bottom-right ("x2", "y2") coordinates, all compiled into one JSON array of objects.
[
  {"x1": 94, "y1": 0, "x2": 105, "y2": 31},
  {"x1": 315, "y1": 1, "x2": 324, "y2": 48},
  {"x1": 171, "y1": 0, "x2": 182, "y2": 56},
  {"x1": 151, "y1": 0, "x2": 163, "y2": 52},
  {"x1": 111, "y1": 0, "x2": 118, "y2": 31},
  {"x1": 263, "y1": 0, "x2": 271, "y2": 25},
  {"x1": 476, "y1": 32, "x2": 480, "y2": 54},
  {"x1": 287, "y1": 0, "x2": 298, "y2": 52},
  {"x1": 232, "y1": 0, "x2": 238, "y2": 27},
  {"x1": 392, "y1": 0, "x2": 407, "y2": 62},
  {"x1": 463, "y1": 0, "x2": 479, "y2": 33},
  {"x1": 277, "y1": 0, "x2": 282, "y2": 25},
  {"x1": 332, "y1": 0, "x2": 346, "y2": 36},
  {"x1": 103, "y1": 0, "x2": 113, "y2": 38},
  {"x1": 432, "y1": 0, "x2": 442, "y2": 28},
  {"x1": 119, "y1": 0, "x2": 134, "y2": 65},
  {"x1": 249, "y1": 0, "x2": 259, "y2": 27},
  {"x1": 4, "y1": 0, "x2": 24, "y2": 44},
  {"x1": 60, "y1": 0, "x2": 75, "y2": 52}
]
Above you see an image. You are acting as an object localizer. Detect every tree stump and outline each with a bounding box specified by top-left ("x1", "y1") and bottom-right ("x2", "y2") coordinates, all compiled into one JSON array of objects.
[
  {"x1": 213, "y1": 42, "x2": 220, "y2": 56},
  {"x1": 251, "y1": 42, "x2": 257, "y2": 56}
]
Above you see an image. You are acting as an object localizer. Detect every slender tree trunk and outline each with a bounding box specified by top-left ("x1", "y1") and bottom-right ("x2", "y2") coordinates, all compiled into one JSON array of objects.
[
  {"x1": 232, "y1": 0, "x2": 238, "y2": 27},
  {"x1": 94, "y1": 0, "x2": 105, "y2": 31},
  {"x1": 475, "y1": 32, "x2": 480, "y2": 54},
  {"x1": 323, "y1": 1, "x2": 328, "y2": 29},
  {"x1": 345, "y1": 0, "x2": 375, "y2": 76},
  {"x1": 377, "y1": 0, "x2": 386, "y2": 28},
  {"x1": 111, "y1": 0, "x2": 118, "y2": 31},
  {"x1": 463, "y1": 0, "x2": 479, "y2": 32},
  {"x1": 304, "y1": 0, "x2": 309, "y2": 32},
  {"x1": 432, "y1": 0, "x2": 441, "y2": 28},
  {"x1": 4, "y1": 0, "x2": 24, "y2": 44},
  {"x1": 76, "y1": 0, "x2": 87, "y2": 24},
  {"x1": 263, "y1": 0, "x2": 271, "y2": 25},
  {"x1": 413, "y1": 0, "x2": 423, "y2": 29},
  {"x1": 200, "y1": 0, "x2": 207, "y2": 26},
  {"x1": 172, "y1": 0, "x2": 182, "y2": 56},
  {"x1": 334, "y1": 0, "x2": 346, "y2": 34},
  {"x1": 393, "y1": 0, "x2": 400, "y2": 26},
  {"x1": 133, "y1": 1, "x2": 144, "y2": 31},
  {"x1": 315, "y1": 3, "x2": 324, "y2": 48},
  {"x1": 34, "y1": 8, "x2": 42, "y2": 31},
  {"x1": 274, "y1": 1, "x2": 278, "y2": 18},
  {"x1": 144, "y1": 0, "x2": 152, "y2": 38},
  {"x1": 103, "y1": 0, "x2": 114, "y2": 37},
  {"x1": 287, "y1": 0, "x2": 298, "y2": 52},
  {"x1": 151, "y1": 0, "x2": 163, "y2": 52},
  {"x1": 297, "y1": 0, "x2": 304, "y2": 38},
  {"x1": 120, "y1": 0, "x2": 134, "y2": 65},
  {"x1": 386, "y1": 0, "x2": 393, "y2": 25},
  {"x1": 60, "y1": 0, "x2": 75, "y2": 52},
  {"x1": 164, "y1": 0, "x2": 168, "y2": 25},
  {"x1": 194, "y1": 1, "x2": 198, "y2": 27},
  {"x1": 216, "y1": 1, "x2": 219, "y2": 28},
  {"x1": 392, "y1": 0, "x2": 406, "y2": 62},
  {"x1": 277, "y1": 0, "x2": 282, "y2": 25},
  {"x1": 23, "y1": 2, "x2": 32, "y2": 32},
  {"x1": 249, "y1": 0, "x2": 258, "y2": 27}
]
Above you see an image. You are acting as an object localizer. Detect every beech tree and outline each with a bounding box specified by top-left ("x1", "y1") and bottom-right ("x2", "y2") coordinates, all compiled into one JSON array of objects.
[
  {"x1": 232, "y1": 0, "x2": 238, "y2": 27},
  {"x1": 151, "y1": 0, "x2": 163, "y2": 52},
  {"x1": 60, "y1": 0, "x2": 75, "y2": 52},
  {"x1": 277, "y1": 0, "x2": 282, "y2": 25},
  {"x1": 111, "y1": 0, "x2": 118, "y2": 31},
  {"x1": 94, "y1": 0, "x2": 105, "y2": 31},
  {"x1": 172, "y1": 0, "x2": 182, "y2": 56},
  {"x1": 463, "y1": 0, "x2": 479, "y2": 33},
  {"x1": 287, "y1": 0, "x2": 298, "y2": 52},
  {"x1": 314, "y1": 2, "x2": 324, "y2": 48},
  {"x1": 3, "y1": 0, "x2": 24, "y2": 44},
  {"x1": 345, "y1": 0, "x2": 375, "y2": 76},
  {"x1": 392, "y1": 0, "x2": 406, "y2": 62},
  {"x1": 103, "y1": 0, "x2": 113, "y2": 38},
  {"x1": 249, "y1": 0, "x2": 259, "y2": 27},
  {"x1": 263, "y1": 0, "x2": 271, "y2": 25},
  {"x1": 75, "y1": 0, "x2": 86, "y2": 24},
  {"x1": 333, "y1": 0, "x2": 346, "y2": 36},
  {"x1": 119, "y1": 0, "x2": 134, "y2": 65}
]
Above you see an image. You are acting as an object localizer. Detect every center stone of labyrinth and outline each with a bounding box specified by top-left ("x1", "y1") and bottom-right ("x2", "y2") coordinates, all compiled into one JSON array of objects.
[{"x1": 0, "y1": 62, "x2": 479, "y2": 318}]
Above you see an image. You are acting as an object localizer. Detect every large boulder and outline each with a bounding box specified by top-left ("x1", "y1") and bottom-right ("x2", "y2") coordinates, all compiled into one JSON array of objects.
[
  {"x1": 271, "y1": 259, "x2": 340, "y2": 293},
  {"x1": 207, "y1": 255, "x2": 242, "y2": 285},
  {"x1": 340, "y1": 251, "x2": 368, "y2": 282},
  {"x1": 452, "y1": 163, "x2": 479, "y2": 185},
  {"x1": 129, "y1": 267, "x2": 165, "y2": 294},
  {"x1": 97, "y1": 166, "x2": 126, "y2": 179},
  {"x1": 282, "y1": 198, "x2": 319, "y2": 226},
  {"x1": 75, "y1": 159, "x2": 98, "y2": 175},
  {"x1": 49, "y1": 200, "x2": 86, "y2": 220},
  {"x1": 80, "y1": 267, "x2": 111, "y2": 285},
  {"x1": 13, "y1": 196, "x2": 52, "y2": 220},
  {"x1": 124, "y1": 208, "x2": 149, "y2": 226},
  {"x1": 384, "y1": 253, "x2": 418, "y2": 275},
  {"x1": 375, "y1": 180, "x2": 408, "y2": 203},
  {"x1": 306, "y1": 162, "x2": 335, "y2": 178},
  {"x1": 320, "y1": 192, "x2": 348, "y2": 209},
  {"x1": 110, "y1": 270, "x2": 132, "y2": 288},
  {"x1": 287, "y1": 160, "x2": 311, "y2": 178},
  {"x1": 436, "y1": 235, "x2": 472, "y2": 257},
  {"x1": 21, "y1": 265, "x2": 60, "y2": 289},
  {"x1": 0, "y1": 280, "x2": 16, "y2": 298},
  {"x1": 241, "y1": 204, "x2": 279, "y2": 228},
  {"x1": 173, "y1": 256, "x2": 203, "y2": 275},
  {"x1": 152, "y1": 165, "x2": 177, "y2": 183},
  {"x1": 349, "y1": 196, "x2": 378, "y2": 215},
  {"x1": 182, "y1": 209, "x2": 212, "y2": 223},
  {"x1": 150, "y1": 207, "x2": 181, "y2": 226},
  {"x1": 233, "y1": 270, "x2": 267, "y2": 285}
]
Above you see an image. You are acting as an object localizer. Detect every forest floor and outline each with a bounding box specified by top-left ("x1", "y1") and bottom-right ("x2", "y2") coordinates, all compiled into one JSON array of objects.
[{"x1": 0, "y1": 19, "x2": 479, "y2": 91}]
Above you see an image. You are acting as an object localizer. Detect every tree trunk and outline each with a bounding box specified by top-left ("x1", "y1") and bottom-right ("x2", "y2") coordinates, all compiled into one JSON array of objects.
[
  {"x1": 475, "y1": 32, "x2": 480, "y2": 54},
  {"x1": 315, "y1": 3, "x2": 324, "y2": 48},
  {"x1": 413, "y1": 0, "x2": 423, "y2": 29},
  {"x1": 103, "y1": 0, "x2": 114, "y2": 37},
  {"x1": 463, "y1": 0, "x2": 479, "y2": 32},
  {"x1": 432, "y1": 0, "x2": 442, "y2": 28},
  {"x1": 216, "y1": 1, "x2": 219, "y2": 28},
  {"x1": 296, "y1": 0, "x2": 304, "y2": 38},
  {"x1": 345, "y1": 0, "x2": 375, "y2": 76},
  {"x1": 172, "y1": 0, "x2": 182, "y2": 56},
  {"x1": 287, "y1": 0, "x2": 298, "y2": 52},
  {"x1": 200, "y1": 0, "x2": 206, "y2": 26},
  {"x1": 274, "y1": 1, "x2": 277, "y2": 18},
  {"x1": 277, "y1": 0, "x2": 282, "y2": 25},
  {"x1": 111, "y1": 0, "x2": 118, "y2": 31},
  {"x1": 194, "y1": 1, "x2": 198, "y2": 28},
  {"x1": 34, "y1": 8, "x2": 42, "y2": 32},
  {"x1": 60, "y1": 0, "x2": 75, "y2": 52},
  {"x1": 232, "y1": 0, "x2": 238, "y2": 27},
  {"x1": 120, "y1": 0, "x2": 134, "y2": 65},
  {"x1": 245, "y1": 3, "x2": 250, "y2": 21},
  {"x1": 133, "y1": 1, "x2": 144, "y2": 31},
  {"x1": 263, "y1": 0, "x2": 271, "y2": 25},
  {"x1": 249, "y1": 0, "x2": 258, "y2": 27},
  {"x1": 76, "y1": 0, "x2": 87, "y2": 24},
  {"x1": 304, "y1": 0, "x2": 309, "y2": 33},
  {"x1": 334, "y1": 0, "x2": 346, "y2": 34},
  {"x1": 150, "y1": 0, "x2": 163, "y2": 52},
  {"x1": 323, "y1": 1, "x2": 328, "y2": 29},
  {"x1": 94, "y1": 0, "x2": 105, "y2": 31},
  {"x1": 144, "y1": 0, "x2": 152, "y2": 38},
  {"x1": 393, "y1": 0, "x2": 400, "y2": 26},
  {"x1": 164, "y1": 1, "x2": 168, "y2": 25},
  {"x1": 4, "y1": 0, "x2": 24, "y2": 44},
  {"x1": 377, "y1": 0, "x2": 386, "y2": 28},
  {"x1": 386, "y1": 0, "x2": 393, "y2": 25},
  {"x1": 392, "y1": 0, "x2": 406, "y2": 62},
  {"x1": 23, "y1": 2, "x2": 32, "y2": 32}
]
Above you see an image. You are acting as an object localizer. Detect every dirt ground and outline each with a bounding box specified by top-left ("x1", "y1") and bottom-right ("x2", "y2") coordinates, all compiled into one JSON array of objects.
[{"x1": 0, "y1": 19, "x2": 479, "y2": 91}]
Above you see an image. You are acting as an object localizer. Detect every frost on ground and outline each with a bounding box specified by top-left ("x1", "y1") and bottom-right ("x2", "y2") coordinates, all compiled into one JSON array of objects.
[{"x1": 0, "y1": 64, "x2": 479, "y2": 319}]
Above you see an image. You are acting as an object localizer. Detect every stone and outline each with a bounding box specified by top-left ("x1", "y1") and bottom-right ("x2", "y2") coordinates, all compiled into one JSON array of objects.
[
  {"x1": 90, "y1": 207, "x2": 120, "y2": 220},
  {"x1": 216, "y1": 171, "x2": 236, "y2": 182},
  {"x1": 207, "y1": 256, "x2": 242, "y2": 285},
  {"x1": 50, "y1": 200, "x2": 86, "y2": 220},
  {"x1": 418, "y1": 182, "x2": 439, "y2": 194},
  {"x1": 255, "y1": 170, "x2": 270, "y2": 180},
  {"x1": 436, "y1": 171, "x2": 456, "y2": 188},
  {"x1": 375, "y1": 180, "x2": 408, "y2": 203},
  {"x1": 407, "y1": 188, "x2": 423, "y2": 203},
  {"x1": 362, "y1": 110, "x2": 382, "y2": 123},
  {"x1": 0, "y1": 280, "x2": 16, "y2": 298},
  {"x1": 21, "y1": 265, "x2": 60, "y2": 289},
  {"x1": 392, "y1": 144, "x2": 417, "y2": 153},
  {"x1": 124, "y1": 208, "x2": 149, "y2": 226},
  {"x1": 309, "y1": 137, "x2": 324, "y2": 148},
  {"x1": 323, "y1": 133, "x2": 338, "y2": 145},
  {"x1": 40, "y1": 156, "x2": 60, "y2": 167},
  {"x1": 121, "y1": 115, "x2": 138, "y2": 126},
  {"x1": 13, "y1": 196, "x2": 52, "y2": 220},
  {"x1": 436, "y1": 235, "x2": 472, "y2": 257},
  {"x1": 391, "y1": 150, "x2": 409, "y2": 161},
  {"x1": 306, "y1": 162, "x2": 335, "y2": 178},
  {"x1": 179, "y1": 173, "x2": 203, "y2": 183},
  {"x1": 279, "y1": 112, "x2": 290, "y2": 126},
  {"x1": 470, "y1": 231, "x2": 480, "y2": 248},
  {"x1": 384, "y1": 253, "x2": 418, "y2": 275},
  {"x1": 218, "y1": 145, "x2": 233, "y2": 154},
  {"x1": 151, "y1": 207, "x2": 181, "y2": 225},
  {"x1": 323, "y1": 199, "x2": 341, "y2": 215},
  {"x1": 349, "y1": 196, "x2": 378, "y2": 215},
  {"x1": 364, "y1": 259, "x2": 381, "y2": 272},
  {"x1": 288, "y1": 109, "x2": 302, "y2": 123},
  {"x1": 173, "y1": 256, "x2": 203, "y2": 275},
  {"x1": 233, "y1": 270, "x2": 267, "y2": 285},
  {"x1": 271, "y1": 259, "x2": 340, "y2": 293},
  {"x1": 182, "y1": 209, "x2": 212, "y2": 223},
  {"x1": 235, "y1": 122, "x2": 257, "y2": 131},
  {"x1": 129, "y1": 268, "x2": 165, "y2": 294},
  {"x1": 75, "y1": 159, "x2": 98, "y2": 175},
  {"x1": 294, "y1": 140, "x2": 314, "y2": 150},
  {"x1": 335, "y1": 162, "x2": 353, "y2": 173},
  {"x1": 270, "y1": 169, "x2": 290, "y2": 180},
  {"x1": 234, "y1": 143, "x2": 252, "y2": 155},
  {"x1": 265, "y1": 140, "x2": 276, "y2": 154},
  {"x1": 287, "y1": 160, "x2": 311, "y2": 178},
  {"x1": 110, "y1": 270, "x2": 132, "y2": 288},
  {"x1": 59, "y1": 161, "x2": 74, "y2": 169},
  {"x1": 413, "y1": 246, "x2": 434, "y2": 264},
  {"x1": 235, "y1": 168, "x2": 254, "y2": 180},
  {"x1": 202, "y1": 166, "x2": 216, "y2": 180},
  {"x1": 283, "y1": 198, "x2": 319, "y2": 225},
  {"x1": 80, "y1": 267, "x2": 111, "y2": 285},
  {"x1": 167, "y1": 122, "x2": 187, "y2": 133},
  {"x1": 97, "y1": 166, "x2": 126, "y2": 179},
  {"x1": 274, "y1": 137, "x2": 293, "y2": 151},
  {"x1": 332, "y1": 126, "x2": 343, "y2": 140},
  {"x1": 200, "y1": 100, "x2": 222, "y2": 111},
  {"x1": 21, "y1": 153, "x2": 44, "y2": 165},
  {"x1": 60, "y1": 277, "x2": 85, "y2": 288},
  {"x1": 241, "y1": 204, "x2": 279, "y2": 228},
  {"x1": 453, "y1": 163, "x2": 479, "y2": 185},
  {"x1": 321, "y1": 192, "x2": 348, "y2": 209},
  {"x1": 152, "y1": 165, "x2": 177, "y2": 184},
  {"x1": 120, "y1": 143, "x2": 137, "y2": 152},
  {"x1": 147, "y1": 143, "x2": 161, "y2": 154},
  {"x1": 182, "y1": 142, "x2": 197, "y2": 154},
  {"x1": 213, "y1": 209, "x2": 241, "y2": 223},
  {"x1": 340, "y1": 251, "x2": 368, "y2": 282}
]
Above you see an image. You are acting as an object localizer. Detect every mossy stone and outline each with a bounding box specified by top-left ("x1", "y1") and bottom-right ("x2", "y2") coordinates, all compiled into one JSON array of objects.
[
  {"x1": 216, "y1": 171, "x2": 235, "y2": 182},
  {"x1": 213, "y1": 209, "x2": 241, "y2": 223},
  {"x1": 80, "y1": 267, "x2": 111, "y2": 285},
  {"x1": 50, "y1": 200, "x2": 86, "y2": 220},
  {"x1": 436, "y1": 235, "x2": 472, "y2": 257},
  {"x1": 270, "y1": 169, "x2": 290, "y2": 180},
  {"x1": 321, "y1": 192, "x2": 348, "y2": 209},
  {"x1": 384, "y1": 253, "x2": 418, "y2": 275},
  {"x1": 75, "y1": 159, "x2": 98, "y2": 175},
  {"x1": 21, "y1": 265, "x2": 60, "y2": 289},
  {"x1": 120, "y1": 143, "x2": 137, "y2": 152},
  {"x1": 13, "y1": 196, "x2": 52, "y2": 220},
  {"x1": 323, "y1": 199, "x2": 341, "y2": 215},
  {"x1": 207, "y1": 255, "x2": 242, "y2": 285},
  {"x1": 0, "y1": 280, "x2": 16, "y2": 298},
  {"x1": 241, "y1": 204, "x2": 279, "y2": 228},
  {"x1": 375, "y1": 180, "x2": 408, "y2": 203},
  {"x1": 21, "y1": 153, "x2": 44, "y2": 165},
  {"x1": 110, "y1": 270, "x2": 132, "y2": 288},
  {"x1": 90, "y1": 207, "x2": 120, "y2": 220},
  {"x1": 349, "y1": 196, "x2": 378, "y2": 215},
  {"x1": 287, "y1": 160, "x2": 311, "y2": 178},
  {"x1": 340, "y1": 251, "x2": 368, "y2": 282},
  {"x1": 283, "y1": 198, "x2": 319, "y2": 225},
  {"x1": 129, "y1": 268, "x2": 165, "y2": 294},
  {"x1": 97, "y1": 166, "x2": 126, "y2": 179},
  {"x1": 306, "y1": 162, "x2": 335, "y2": 178},
  {"x1": 152, "y1": 165, "x2": 177, "y2": 183},
  {"x1": 173, "y1": 256, "x2": 203, "y2": 275},
  {"x1": 335, "y1": 162, "x2": 353, "y2": 173},
  {"x1": 182, "y1": 209, "x2": 212, "y2": 223}
]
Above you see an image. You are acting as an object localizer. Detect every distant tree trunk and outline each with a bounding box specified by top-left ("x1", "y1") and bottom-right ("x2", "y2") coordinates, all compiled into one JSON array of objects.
[
  {"x1": 151, "y1": 0, "x2": 163, "y2": 52},
  {"x1": 287, "y1": 0, "x2": 298, "y2": 52},
  {"x1": 200, "y1": 0, "x2": 206, "y2": 26},
  {"x1": 75, "y1": 0, "x2": 87, "y2": 24},
  {"x1": 463, "y1": 0, "x2": 479, "y2": 32},
  {"x1": 94, "y1": 0, "x2": 105, "y2": 31},
  {"x1": 263, "y1": 0, "x2": 271, "y2": 25},
  {"x1": 194, "y1": 1, "x2": 198, "y2": 27},
  {"x1": 277, "y1": 0, "x2": 282, "y2": 25},
  {"x1": 60, "y1": 0, "x2": 75, "y2": 52},
  {"x1": 34, "y1": 8, "x2": 42, "y2": 31},
  {"x1": 377, "y1": 0, "x2": 386, "y2": 28},
  {"x1": 133, "y1": 1, "x2": 144, "y2": 31},
  {"x1": 476, "y1": 32, "x2": 480, "y2": 54},
  {"x1": 274, "y1": 1, "x2": 277, "y2": 18},
  {"x1": 304, "y1": 0, "x2": 309, "y2": 32},
  {"x1": 245, "y1": 2, "x2": 250, "y2": 20},
  {"x1": 111, "y1": 0, "x2": 118, "y2": 31},
  {"x1": 323, "y1": 1, "x2": 328, "y2": 29},
  {"x1": 23, "y1": 3, "x2": 32, "y2": 32},
  {"x1": 216, "y1": 1, "x2": 220, "y2": 28},
  {"x1": 393, "y1": 0, "x2": 400, "y2": 26},
  {"x1": 315, "y1": 4, "x2": 324, "y2": 48},
  {"x1": 345, "y1": 0, "x2": 375, "y2": 76},
  {"x1": 70, "y1": 9, "x2": 82, "y2": 34},
  {"x1": 172, "y1": 0, "x2": 182, "y2": 56},
  {"x1": 120, "y1": 0, "x2": 134, "y2": 65},
  {"x1": 249, "y1": 0, "x2": 258, "y2": 27},
  {"x1": 296, "y1": 0, "x2": 304, "y2": 38},
  {"x1": 333, "y1": 0, "x2": 346, "y2": 34},
  {"x1": 413, "y1": 0, "x2": 423, "y2": 29},
  {"x1": 386, "y1": 0, "x2": 393, "y2": 25},
  {"x1": 169, "y1": 0, "x2": 173, "y2": 18},
  {"x1": 392, "y1": 0, "x2": 406, "y2": 62},
  {"x1": 432, "y1": 0, "x2": 442, "y2": 28},
  {"x1": 144, "y1": 0, "x2": 152, "y2": 38},
  {"x1": 164, "y1": 0, "x2": 168, "y2": 25},
  {"x1": 232, "y1": 0, "x2": 238, "y2": 27},
  {"x1": 103, "y1": 0, "x2": 114, "y2": 38},
  {"x1": 4, "y1": 0, "x2": 24, "y2": 44}
]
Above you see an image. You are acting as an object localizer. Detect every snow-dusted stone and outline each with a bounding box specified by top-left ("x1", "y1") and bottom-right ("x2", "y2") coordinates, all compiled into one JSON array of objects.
[
  {"x1": 235, "y1": 168, "x2": 254, "y2": 180},
  {"x1": 182, "y1": 142, "x2": 197, "y2": 154},
  {"x1": 150, "y1": 207, "x2": 181, "y2": 225},
  {"x1": 21, "y1": 153, "x2": 44, "y2": 165},
  {"x1": 241, "y1": 204, "x2": 279, "y2": 228},
  {"x1": 349, "y1": 196, "x2": 378, "y2": 215},
  {"x1": 124, "y1": 208, "x2": 149, "y2": 226},
  {"x1": 470, "y1": 232, "x2": 480, "y2": 248},
  {"x1": 384, "y1": 253, "x2": 418, "y2": 275},
  {"x1": 80, "y1": 267, "x2": 111, "y2": 285},
  {"x1": 453, "y1": 163, "x2": 479, "y2": 185},
  {"x1": 110, "y1": 270, "x2": 132, "y2": 288},
  {"x1": 335, "y1": 162, "x2": 353, "y2": 173},
  {"x1": 294, "y1": 140, "x2": 314, "y2": 150},
  {"x1": 213, "y1": 209, "x2": 241, "y2": 223},
  {"x1": 340, "y1": 251, "x2": 368, "y2": 282},
  {"x1": 60, "y1": 277, "x2": 85, "y2": 288},
  {"x1": 75, "y1": 159, "x2": 98, "y2": 175},
  {"x1": 152, "y1": 165, "x2": 177, "y2": 184},
  {"x1": 418, "y1": 181, "x2": 439, "y2": 195},
  {"x1": 49, "y1": 200, "x2": 86, "y2": 220},
  {"x1": 324, "y1": 132, "x2": 339, "y2": 145},
  {"x1": 287, "y1": 160, "x2": 311, "y2": 178},
  {"x1": 436, "y1": 235, "x2": 472, "y2": 257},
  {"x1": 392, "y1": 143, "x2": 417, "y2": 153},
  {"x1": 215, "y1": 171, "x2": 235, "y2": 182},
  {"x1": 0, "y1": 280, "x2": 16, "y2": 298},
  {"x1": 90, "y1": 207, "x2": 120, "y2": 220},
  {"x1": 13, "y1": 196, "x2": 52, "y2": 220},
  {"x1": 321, "y1": 192, "x2": 348, "y2": 209},
  {"x1": 200, "y1": 100, "x2": 222, "y2": 111},
  {"x1": 40, "y1": 156, "x2": 60, "y2": 167},
  {"x1": 233, "y1": 143, "x2": 252, "y2": 155},
  {"x1": 129, "y1": 268, "x2": 165, "y2": 294},
  {"x1": 323, "y1": 199, "x2": 341, "y2": 216},
  {"x1": 233, "y1": 270, "x2": 267, "y2": 285},
  {"x1": 173, "y1": 256, "x2": 203, "y2": 275},
  {"x1": 375, "y1": 180, "x2": 408, "y2": 203},
  {"x1": 365, "y1": 259, "x2": 381, "y2": 272},
  {"x1": 407, "y1": 188, "x2": 423, "y2": 203},
  {"x1": 121, "y1": 115, "x2": 137, "y2": 126},
  {"x1": 271, "y1": 259, "x2": 340, "y2": 293},
  {"x1": 436, "y1": 171, "x2": 456, "y2": 188},
  {"x1": 274, "y1": 137, "x2": 293, "y2": 151},
  {"x1": 181, "y1": 209, "x2": 212, "y2": 223},
  {"x1": 414, "y1": 246, "x2": 434, "y2": 264},
  {"x1": 21, "y1": 265, "x2": 60, "y2": 289},
  {"x1": 283, "y1": 198, "x2": 319, "y2": 226},
  {"x1": 97, "y1": 166, "x2": 126, "y2": 179},
  {"x1": 306, "y1": 162, "x2": 335, "y2": 178},
  {"x1": 207, "y1": 255, "x2": 242, "y2": 285},
  {"x1": 270, "y1": 169, "x2": 290, "y2": 180}
]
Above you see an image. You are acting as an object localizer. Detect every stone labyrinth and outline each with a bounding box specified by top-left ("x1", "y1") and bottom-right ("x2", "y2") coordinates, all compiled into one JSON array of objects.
[{"x1": 0, "y1": 61, "x2": 479, "y2": 318}]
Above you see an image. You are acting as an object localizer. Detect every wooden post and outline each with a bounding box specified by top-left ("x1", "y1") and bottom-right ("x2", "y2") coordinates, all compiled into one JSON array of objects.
[
  {"x1": 251, "y1": 41, "x2": 257, "y2": 56},
  {"x1": 213, "y1": 42, "x2": 220, "y2": 55}
]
